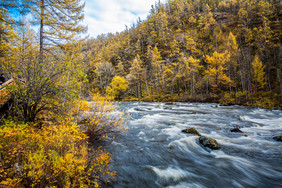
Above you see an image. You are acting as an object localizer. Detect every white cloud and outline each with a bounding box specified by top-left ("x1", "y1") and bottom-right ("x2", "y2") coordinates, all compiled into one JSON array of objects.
[{"x1": 84, "y1": 0, "x2": 166, "y2": 38}]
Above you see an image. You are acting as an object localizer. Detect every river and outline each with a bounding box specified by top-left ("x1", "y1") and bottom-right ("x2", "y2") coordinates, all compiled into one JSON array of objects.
[{"x1": 102, "y1": 102, "x2": 282, "y2": 188}]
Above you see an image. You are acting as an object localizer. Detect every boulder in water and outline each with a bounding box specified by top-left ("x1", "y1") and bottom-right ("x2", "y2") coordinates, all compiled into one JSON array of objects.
[
  {"x1": 199, "y1": 136, "x2": 220, "y2": 150},
  {"x1": 230, "y1": 128, "x2": 243, "y2": 133},
  {"x1": 134, "y1": 108, "x2": 146, "y2": 111},
  {"x1": 163, "y1": 106, "x2": 173, "y2": 110},
  {"x1": 168, "y1": 143, "x2": 175, "y2": 149},
  {"x1": 182, "y1": 127, "x2": 201, "y2": 136},
  {"x1": 273, "y1": 136, "x2": 282, "y2": 142}
]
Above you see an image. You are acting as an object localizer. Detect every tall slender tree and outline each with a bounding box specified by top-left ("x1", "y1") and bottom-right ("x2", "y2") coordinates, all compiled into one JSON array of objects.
[
  {"x1": 0, "y1": 7, "x2": 15, "y2": 58},
  {"x1": 251, "y1": 54, "x2": 267, "y2": 91},
  {"x1": 30, "y1": 0, "x2": 86, "y2": 63},
  {"x1": 205, "y1": 51, "x2": 232, "y2": 94},
  {"x1": 128, "y1": 55, "x2": 144, "y2": 98}
]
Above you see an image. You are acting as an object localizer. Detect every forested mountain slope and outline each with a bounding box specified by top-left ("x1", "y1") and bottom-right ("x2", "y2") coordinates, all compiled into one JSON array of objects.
[
  {"x1": 84, "y1": 0, "x2": 281, "y2": 108},
  {"x1": 10, "y1": 0, "x2": 277, "y2": 108}
]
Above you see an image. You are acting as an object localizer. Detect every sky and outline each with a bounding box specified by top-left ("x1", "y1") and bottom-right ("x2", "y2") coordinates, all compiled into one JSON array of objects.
[{"x1": 84, "y1": 0, "x2": 166, "y2": 38}]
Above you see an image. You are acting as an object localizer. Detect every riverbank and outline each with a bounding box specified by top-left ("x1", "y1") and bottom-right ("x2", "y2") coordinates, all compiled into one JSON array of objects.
[{"x1": 121, "y1": 92, "x2": 282, "y2": 110}]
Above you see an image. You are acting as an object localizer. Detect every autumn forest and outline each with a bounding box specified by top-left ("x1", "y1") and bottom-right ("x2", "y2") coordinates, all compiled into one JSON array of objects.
[
  {"x1": 1, "y1": 0, "x2": 282, "y2": 109},
  {"x1": 0, "y1": 0, "x2": 281, "y2": 187},
  {"x1": 84, "y1": 0, "x2": 281, "y2": 108}
]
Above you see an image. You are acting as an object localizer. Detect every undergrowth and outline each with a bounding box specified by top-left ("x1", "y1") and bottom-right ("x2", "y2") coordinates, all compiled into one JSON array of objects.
[
  {"x1": 77, "y1": 93, "x2": 128, "y2": 142},
  {"x1": 0, "y1": 93, "x2": 128, "y2": 187},
  {"x1": 0, "y1": 120, "x2": 115, "y2": 187}
]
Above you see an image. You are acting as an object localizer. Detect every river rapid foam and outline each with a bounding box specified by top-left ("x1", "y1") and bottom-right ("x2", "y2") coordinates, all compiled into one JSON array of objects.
[{"x1": 103, "y1": 102, "x2": 282, "y2": 188}]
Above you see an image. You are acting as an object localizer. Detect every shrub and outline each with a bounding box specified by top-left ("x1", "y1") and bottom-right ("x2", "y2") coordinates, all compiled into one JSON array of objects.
[
  {"x1": 0, "y1": 120, "x2": 114, "y2": 187},
  {"x1": 219, "y1": 92, "x2": 235, "y2": 105},
  {"x1": 251, "y1": 91, "x2": 276, "y2": 109},
  {"x1": 72, "y1": 99, "x2": 91, "y2": 115},
  {"x1": 78, "y1": 93, "x2": 127, "y2": 142}
]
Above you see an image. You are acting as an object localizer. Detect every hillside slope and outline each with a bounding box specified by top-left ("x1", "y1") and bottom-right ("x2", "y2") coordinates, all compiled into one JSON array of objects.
[{"x1": 83, "y1": 0, "x2": 281, "y2": 108}]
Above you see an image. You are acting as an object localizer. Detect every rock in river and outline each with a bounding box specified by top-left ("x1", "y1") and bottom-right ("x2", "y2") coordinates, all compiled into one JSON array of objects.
[
  {"x1": 273, "y1": 136, "x2": 282, "y2": 142},
  {"x1": 134, "y1": 108, "x2": 146, "y2": 111},
  {"x1": 230, "y1": 128, "x2": 243, "y2": 133},
  {"x1": 182, "y1": 127, "x2": 201, "y2": 136},
  {"x1": 199, "y1": 136, "x2": 221, "y2": 150},
  {"x1": 163, "y1": 106, "x2": 173, "y2": 110}
]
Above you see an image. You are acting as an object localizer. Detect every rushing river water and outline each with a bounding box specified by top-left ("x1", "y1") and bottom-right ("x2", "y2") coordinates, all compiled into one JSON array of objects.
[{"x1": 102, "y1": 102, "x2": 282, "y2": 188}]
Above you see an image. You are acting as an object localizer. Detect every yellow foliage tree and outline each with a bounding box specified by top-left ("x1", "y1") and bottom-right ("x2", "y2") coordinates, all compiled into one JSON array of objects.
[
  {"x1": 0, "y1": 8, "x2": 16, "y2": 67},
  {"x1": 205, "y1": 51, "x2": 232, "y2": 94},
  {"x1": 177, "y1": 53, "x2": 191, "y2": 93},
  {"x1": 106, "y1": 76, "x2": 129, "y2": 99},
  {"x1": 128, "y1": 55, "x2": 144, "y2": 98},
  {"x1": 150, "y1": 46, "x2": 163, "y2": 93},
  {"x1": 115, "y1": 61, "x2": 126, "y2": 77},
  {"x1": 226, "y1": 32, "x2": 239, "y2": 93},
  {"x1": 163, "y1": 65, "x2": 174, "y2": 93},
  {"x1": 188, "y1": 56, "x2": 202, "y2": 95},
  {"x1": 251, "y1": 54, "x2": 267, "y2": 91}
]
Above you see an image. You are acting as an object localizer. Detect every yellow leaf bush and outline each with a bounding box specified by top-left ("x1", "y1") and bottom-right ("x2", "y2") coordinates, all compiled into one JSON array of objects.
[
  {"x1": 72, "y1": 99, "x2": 91, "y2": 115},
  {"x1": 78, "y1": 93, "x2": 128, "y2": 142},
  {"x1": 0, "y1": 121, "x2": 114, "y2": 187}
]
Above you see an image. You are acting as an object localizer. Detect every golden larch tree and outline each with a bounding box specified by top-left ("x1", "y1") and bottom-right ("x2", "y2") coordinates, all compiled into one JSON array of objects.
[
  {"x1": 128, "y1": 55, "x2": 144, "y2": 98},
  {"x1": 205, "y1": 51, "x2": 232, "y2": 94},
  {"x1": 251, "y1": 54, "x2": 267, "y2": 91}
]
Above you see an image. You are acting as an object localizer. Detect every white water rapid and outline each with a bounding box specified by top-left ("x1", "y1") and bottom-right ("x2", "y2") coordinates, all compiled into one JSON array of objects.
[{"x1": 102, "y1": 102, "x2": 282, "y2": 188}]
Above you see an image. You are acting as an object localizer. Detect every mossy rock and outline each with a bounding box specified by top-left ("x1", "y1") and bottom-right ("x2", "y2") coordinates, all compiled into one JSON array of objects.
[
  {"x1": 273, "y1": 136, "x2": 282, "y2": 142},
  {"x1": 199, "y1": 136, "x2": 221, "y2": 150},
  {"x1": 230, "y1": 128, "x2": 243, "y2": 133},
  {"x1": 182, "y1": 127, "x2": 201, "y2": 136}
]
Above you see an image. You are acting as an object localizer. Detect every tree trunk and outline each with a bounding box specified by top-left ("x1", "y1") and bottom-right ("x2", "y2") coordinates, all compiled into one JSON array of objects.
[
  {"x1": 228, "y1": 61, "x2": 232, "y2": 94},
  {"x1": 39, "y1": 0, "x2": 44, "y2": 64},
  {"x1": 146, "y1": 80, "x2": 150, "y2": 96},
  {"x1": 139, "y1": 81, "x2": 142, "y2": 98},
  {"x1": 192, "y1": 72, "x2": 195, "y2": 95},
  {"x1": 99, "y1": 71, "x2": 103, "y2": 95},
  {"x1": 274, "y1": 46, "x2": 282, "y2": 93},
  {"x1": 177, "y1": 79, "x2": 180, "y2": 97},
  {"x1": 206, "y1": 76, "x2": 209, "y2": 94}
]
